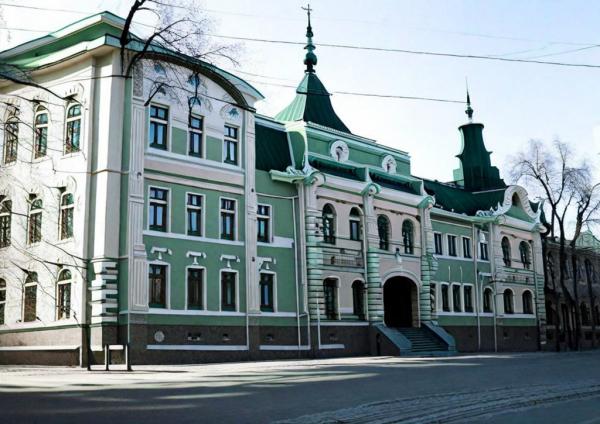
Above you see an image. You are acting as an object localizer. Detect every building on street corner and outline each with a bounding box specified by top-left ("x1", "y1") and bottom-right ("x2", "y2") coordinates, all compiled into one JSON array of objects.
[{"x1": 0, "y1": 9, "x2": 554, "y2": 365}]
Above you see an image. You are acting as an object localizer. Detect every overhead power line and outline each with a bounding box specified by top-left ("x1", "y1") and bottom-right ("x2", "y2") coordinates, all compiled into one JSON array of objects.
[{"x1": 209, "y1": 34, "x2": 600, "y2": 70}]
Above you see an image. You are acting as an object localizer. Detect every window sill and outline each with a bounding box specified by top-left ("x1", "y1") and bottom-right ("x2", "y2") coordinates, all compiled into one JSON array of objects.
[{"x1": 61, "y1": 151, "x2": 83, "y2": 159}]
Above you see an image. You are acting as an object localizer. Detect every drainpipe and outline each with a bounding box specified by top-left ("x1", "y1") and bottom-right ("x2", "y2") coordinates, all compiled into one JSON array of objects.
[{"x1": 360, "y1": 209, "x2": 369, "y2": 322}]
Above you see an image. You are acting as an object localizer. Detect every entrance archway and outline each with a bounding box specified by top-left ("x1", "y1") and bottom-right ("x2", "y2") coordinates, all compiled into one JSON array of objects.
[{"x1": 383, "y1": 276, "x2": 418, "y2": 327}]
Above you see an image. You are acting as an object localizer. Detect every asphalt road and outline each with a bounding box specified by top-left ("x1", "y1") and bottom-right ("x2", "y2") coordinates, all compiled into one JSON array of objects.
[{"x1": 1, "y1": 351, "x2": 599, "y2": 423}]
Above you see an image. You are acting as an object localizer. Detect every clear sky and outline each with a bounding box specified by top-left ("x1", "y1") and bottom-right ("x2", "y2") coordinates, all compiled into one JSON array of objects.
[{"x1": 1, "y1": 0, "x2": 599, "y2": 184}]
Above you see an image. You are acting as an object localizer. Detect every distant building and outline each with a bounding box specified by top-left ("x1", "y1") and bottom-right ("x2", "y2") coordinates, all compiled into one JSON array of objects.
[
  {"x1": 544, "y1": 230, "x2": 600, "y2": 350},
  {"x1": 0, "y1": 10, "x2": 547, "y2": 365}
]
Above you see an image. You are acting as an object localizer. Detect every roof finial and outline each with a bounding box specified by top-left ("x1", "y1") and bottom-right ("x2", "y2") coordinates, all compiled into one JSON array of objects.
[
  {"x1": 302, "y1": 4, "x2": 317, "y2": 73},
  {"x1": 465, "y1": 78, "x2": 474, "y2": 122}
]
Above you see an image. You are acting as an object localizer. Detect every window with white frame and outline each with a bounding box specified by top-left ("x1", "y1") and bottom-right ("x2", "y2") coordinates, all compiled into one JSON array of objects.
[
  {"x1": 223, "y1": 125, "x2": 239, "y2": 165},
  {"x1": 23, "y1": 272, "x2": 37, "y2": 322},
  {"x1": 34, "y1": 106, "x2": 48, "y2": 158},
  {"x1": 462, "y1": 237, "x2": 472, "y2": 258},
  {"x1": 260, "y1": 272, "x2": 274, "y2": 312},
  {"x1": 349, "y1": 208, "x2": 361, "y2": 241},
  {"x1": 186, "y1": 194, "x2": 202, "y2": 236},
  {"x1": 503, "y1": 289, "x2": 514, "y2": 314},
  {"x1": 56, "y1": 269, "x2": 72, "y2": 320},
  {"x1": 479, "y1": 240, "x2": 489, "y2": 261},
  {"x1": 4, "y1": 117, "x2": 18, "y2": 164},
  {"x1": 59, "y1": 191, "x2": 74, "y2": 240},
  {"x1": 187, "y1": 268, "x2": 204, "y2": 310},
  {"x1": 441, "y1": 283, "x2": 450, "y2": 312},
  {"x1": 483, "y1": 287, "x2": 494, "y2": 313},
  {"x1": 322, "y1": 204, "x2": 336, "y2": 244},
  {"x1": 149, "y1": 264, "x2": 167, "y2": 308},
  {"x1": 452, "y1": 284, "x2": 462, "y2": 312},
  {"x1": 464, "y1": 285, "x2": 473, "y2": 313},
  {"x1": 188, "y1": 114, "x2": 203, "y2": 157},
  {"x1": 257, "y1": 204, "x2": 271, "y2": 243},
  {"x1": 447, "y1": 235, "x2": 457, "y2": 257},
  {"x1": 28, "y1": 197, "x2": 42, "y2": 244},
  {"x1": 149, "y1": 105, "x2": 168, "y2": 150},
  {"x1": 221, "y1": 271, "x2": 236, "y2": 311},
  {"x1": 149, "y1": 187, "x2": 168, "y2": 232},
  {"x1": 220, "y1": 198, "x2": 236, "y2": 240},
  {"x1": 65, "y1": 104, "x2": 81, "y2": 153},
  {"x1": 0, "y1": 278, "x2": 6, "y2": 325},
  {"x1": 434, "y1": 232, "x2": 443, "y2": 255},
  {"x1": 0, "y1": 198, "x2": 11, "y2": 248}
]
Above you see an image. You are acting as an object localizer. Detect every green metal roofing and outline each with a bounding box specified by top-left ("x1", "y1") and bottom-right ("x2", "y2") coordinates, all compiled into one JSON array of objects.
[
  {"x1": 275, "y1": 72, "x2": 351, "y2": 134},
  {"x1": 255, "y1": 123, "x2": 293, "y2": 172},
  {"x1": 424, "y1": 179, "x2": 506, "y2": 215}
]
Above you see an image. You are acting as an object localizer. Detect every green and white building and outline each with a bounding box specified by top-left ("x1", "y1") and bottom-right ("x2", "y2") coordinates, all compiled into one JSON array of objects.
[{"x1": 0, "y1": 11, "x2": 545, "y2": 365}]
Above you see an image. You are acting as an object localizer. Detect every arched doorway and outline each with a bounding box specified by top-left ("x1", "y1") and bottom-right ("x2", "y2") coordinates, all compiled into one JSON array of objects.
[{"x1": 384, "y1": 276, "x2": 418, "y2": 327}]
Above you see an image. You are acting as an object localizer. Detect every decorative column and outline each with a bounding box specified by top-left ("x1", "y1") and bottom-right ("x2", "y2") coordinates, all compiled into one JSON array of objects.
[
  {"x1": 362, "y1": 184, "x2": 383, "y2": 322},
  {"x1": 418, "y1": 197, "x2": 437, "y2": 323},
  {"x1": 303, "y1": 172, "x2": 325, "y2": 319}
]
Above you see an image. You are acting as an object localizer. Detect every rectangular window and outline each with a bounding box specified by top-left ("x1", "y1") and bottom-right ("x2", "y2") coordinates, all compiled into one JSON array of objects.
[
  {"x1": 57, "y1": 282, "x2": 71, "y2": 320},
  {"x1": 149, "y1": 105, "x2": 168, "y2": 150},
  {"x1": 221, "y1": 271, "x2": 236, "y2": 311},
  {"x1": 149, "y1": 264, "x2": 167, "y2": 308},
  {"x1": 464, "y1": 286, "x2": 473, "y2": 312},
  {"x1": 186, "y1": 194, "x2": 202, "y2": 236},
  {"x1": 349, "y1": 218, "x2": 361, "y2": 241},
  {"x1": 4, "y1": 120, "x2": 18, "y2": 164},
  {"x1": 23, "y1": 284, "x2": 37, "y2": 322},
  {"x1": 462, "y1": 237, "x2": 472, "y2": 258},
  {"x1": 452, "y1": 285, "x2": 462, "y2": 312},
  {"x1": 187, "y1": 268, "x2": 203, "y2": 310},
  {"x1": 0, "y1": 280, "x2": 6, "y2": 325},
  {"x1": 447, "y1": 235, "x2": 457, "y2": 257},
  {"x1": 257, "y1": 204, "x2": 271, "y2": 243},
  {"x1": 220, "y1": 198, "x2": 236, "y2": 240},
  {"x1": 188, "y1": 114, "x2": 203, "y2": 157},
  {"x1": 28, "y1": 210, "x2": 42, "y2": 244},
  {"x1": 434, "y1": 233, "x2": 443, "y2": 255},
  {"x1": 441, "y1": 284, "x2": 450, "y2": 312},
  {"x1": 0, "y1": 200, "x2": 11, "y2": 248},
  {"x1": 149, "y1": 187, "x2": 168, "y2": 232},
  {"x1": 260, "y1": 273, "x2": 274, "y2": 312},
  {"x1": 34, "y1": 111, "x2": 48, "y2": 158},
  {"x1": 224, "y1": 125, "x2": 239, "y2": 165},
  {"x1": 480, "y1": 242, "x2": 489, "y2": 261}
]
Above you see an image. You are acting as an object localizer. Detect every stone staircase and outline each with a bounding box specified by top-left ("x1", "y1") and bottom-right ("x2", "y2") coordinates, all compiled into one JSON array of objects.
[{"x1": 374, "y1": 323, "x2": 456, "y2": 357}]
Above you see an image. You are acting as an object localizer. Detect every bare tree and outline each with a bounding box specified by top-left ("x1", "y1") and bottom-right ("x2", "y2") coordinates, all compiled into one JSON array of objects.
[{"x1": 510, "y1": 139, "x2": 599, "y2": 350}]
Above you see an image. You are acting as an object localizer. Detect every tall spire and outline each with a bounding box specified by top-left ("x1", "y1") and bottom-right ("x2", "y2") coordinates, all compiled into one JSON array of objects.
[
  {"x1": 302, "y1": 4, "x2": 317, "y2": 73},
  {"x1": 465, "y1": 89, "x2": 474, "y2": 122}
]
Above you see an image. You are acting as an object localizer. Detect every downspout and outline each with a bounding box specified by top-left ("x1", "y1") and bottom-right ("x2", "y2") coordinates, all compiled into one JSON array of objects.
[
  {"x1": 360, "y1": 209, "x2": 369, "y2": 322},
  {"x1": 472, "y1": 223, "x2": 481, "y2": 351}
]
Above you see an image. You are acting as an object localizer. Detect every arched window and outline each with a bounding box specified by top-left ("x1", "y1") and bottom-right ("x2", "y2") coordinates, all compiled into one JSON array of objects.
[
  {"x1": 34, "y1": 106, "x2": 48, "y2": 158},
  {"x1": 322, "y1": 204, "x2": 336, "y2": 244},
  {"x1": 4, "y1": 117, "x2": 18, "y2": 164},
  {"x1": 581, "y1": 303, "x2": 590, "y2": 326},
  {"x1": 519, "y1": 241, "x2": 531, "y2": 269},
  {"x1": 503, "y1": 289, "x2": 514, "y2": 314},
  {"x1": 65, "y1": 104, "x2": 81, "y2": 153},
  {"x1": 59, "y1": 192, "x2": 74, "y2": 240},
  {"x1": 0, "y1": 278, "x2": 6, "y2": 325},
  {"x1": 352, "y1": 280, "x2": 365, "y2": 320},
  {"x1": 585, "y1": 259, "x2": 594, "y2": 283},
  {"x1": 522, "y1": 291, "x2": 533, "y2": 314},
  {"x1": 402, "y1": 220, "x2": 414, "y2": 254},
  {"x1": 56, "y1": 269, "x2": 72, "y2": 320},
  {"x1": 483, "y1": 287, "x2": 494, "y2": 313},
  {"x1": 501, "y1": 237, "x2": 511, "y2": 267},
  {"x1": 323, "y1": 278, "x2": 337, "y2": 320},
  {"x1": 349, "y1": 207, "x2": 361, "y2": 241},
  {"x1": 377, "y1": 215, "x2": 390, "y2": 250},
  {"x1": 0, "y1": 198, "x2": 11, "y2": 248},
  {"x1": 28, "y1": 197, "x2": 42, "y2": 244},
  {"x1": 23, "y1": 272, "x2": 37, "y2": 322}
]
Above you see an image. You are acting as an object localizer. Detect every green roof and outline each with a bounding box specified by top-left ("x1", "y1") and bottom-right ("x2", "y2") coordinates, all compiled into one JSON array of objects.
[
  {"x1": 424, "y1": 179, "x2": 506, "y2": 215},
  {"x1": 275, "y1": 72, "x2": 351, "y2": 134},
  {"x1": 255, "y1": 122, "x2": 292, "y2": 172}
]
